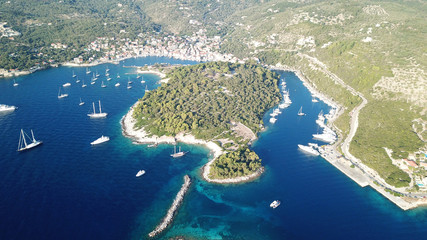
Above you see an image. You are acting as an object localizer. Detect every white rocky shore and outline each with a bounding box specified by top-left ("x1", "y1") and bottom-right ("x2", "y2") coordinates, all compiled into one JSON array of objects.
[{"x1": 121, "y1": 102, "x2": 264, "y2": 184}]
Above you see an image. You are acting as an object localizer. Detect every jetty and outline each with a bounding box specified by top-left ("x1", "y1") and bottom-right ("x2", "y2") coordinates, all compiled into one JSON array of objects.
[{"x1": 148, "y1": 175, "x2": 191, "y2": 238}]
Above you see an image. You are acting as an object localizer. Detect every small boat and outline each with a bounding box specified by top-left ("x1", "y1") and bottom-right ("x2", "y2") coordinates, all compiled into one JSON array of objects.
[
  {"x1": 106, "y1": 72, "x2": 110, "y2": 77},
  {"x1": 87, "y1": 100, "x2": 107, "y2": 118},
  {"x1": 17, "y1": 129, "x2": 42, "y2": 151},
  {"x1": 117, "y1": 74, "x2": 120, "y2": 78},
  {"x1": 91, "y1": 81, "x2": 96, "y2": 85},
  {"x1": 0, "y1": 104, "x2": 17, "y2": 112},
  {"x1": 128, "y1": 77, "x2": 133, "y2": 84},
  {"x1": 63, "y1": 82, "x2": 71, "y2": 87},
  {"x1": 270, "y1": 200, "x2": 281, "y2": 209},
  {"x1": 72, "y1": 71, "x2": 76, "y2": 78},
  {"x1": 147, "y1": 143, "x2": 158, "y2": 148},
  {"x1": 269, "y1": 117, "x2": 277, "y2": 124},
  {"x1": 136, "y1": 170, "x2": 145, "y2": 177},
  {"x1": 90, "y1": 135, "x2": 110, "y2": 145},
  {"x1": 79, "y1": 98, "x2": 85, "y2": 106},
  {"x1": 86, "y1": 67, "x2": 91, "y2": 74},
  {"x1": 312, "y1": 98, "x2": 319, "y2": 103},
  {"x1": 298, "y1": 144, "x2": 320, "y2": 156},
  {"x1": 82, "y1": 80, "x2": 87, "y2": 88},
  {"x1": 92, "y1": 73, "x2": 98, "y2": 81},
  {"x1": 76, "y1": 78, "x2": 81, "y2": 83},
  {"x1": 95, "y1": 70, "x2": 100, "y2": 78},
  {"x1": 115, "y1": 83, "x2": 120, "y2": 87},
  {"x1": 297, "y1": 106, "x2": 305, "y2": 116},
  {"x1": 101, "y1": 81, "x2": 106, "y2": 88},
  {"x1": 58, "y1": 87, "x2": 68, "y2": 99},
  {"x1": 127, "y1": 81, "x2": 132, "y2": 89},
  {"x1": 140, "y1": 75, "x2": 145, "y2": 83},
  {"x1": 145, "y1": 85, "x2": 149, "y2": 92},
  {"x1": 13, "y1": 80, "x2": 19, "y2": 87},
  {"x1": 171, "y1": 146, "x2": 188, "y2": 158},
  {"x1": 106, "y1": 67, "x2": 110, "y2": 72},
  {"x1": 106, "y1": 77, "x2": 112, "y2": 81}
]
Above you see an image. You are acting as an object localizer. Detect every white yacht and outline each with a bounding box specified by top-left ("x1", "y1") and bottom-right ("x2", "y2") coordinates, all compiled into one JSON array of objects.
[
  {"x1": 297, "y1": 106, "x2": 305, "y2": 116},
  {"x1": 87, "y1": 100, "x2": 107, "y2": 118},
  {"x1": 79, "y1": 98, "x2": 85, "y2": 106},
  {"x1": 270, "y1": 200, "x2": 281, "y2": 209},
  {"x1": 101, "y1": 81, "x2": 106, "y2": 88},
  {"x1": 145, "y1": 85, "x2": 149, "y2": 92},
  {"x1": 171, "y1": 146, "x2": 188, "y2": 158},
  {"x1": 82, "y1": 80, "x2": 87, "y2": 88},
  {"x1": 95, "y1": 70, "x2": 100, "y2": 78},
  {"x1": 72, "y1": 71, "x2": 76, "y2": 78},
  {"x1": 269, "y1": 117, "x2": 277, "y2": 124},
  {"x1": 63, "y1": 82, "x2": 71, "y2": 87},
  {"x1": 13, "y1": 80, "x2": 19, "y2": 87},
  {"x1": 76, "y1": 78, "x2": 81, "y2": 83},
  {"x1": 136, "y1": 170, "x2": 145, "y2": 177},
  {"x1": 106, "y1": 77, "x2": 112, "y2": 81},
  {"x1": 0, "y1": 104, "x2": 17, "y2": 112},
  {"x1": 127, "y1": 81, "x2": 132, "y2": 89},
  {"x1": 86, "y1": 67, "x2": 91, "y2": 74},
  {"x1": 17, "y1": 129, "x2": 42, "y2": 151},
  {"x1": 90, "y1": 135, "x2": 110, "y2": 145},
  {"x1": 312, "y1": 98, "x2": 319, "y2": 103},
  {"x1": 312, "y1": 133, "x2": 336, "y2": 143},
  {"x1": 58, "y1": 87, "x2": 68, "y2": 99},
  {"x1": 117, "y1": 74, "x2": 120, "y2": 78},
  {"x1": 115, "y1": 82, "x2": 120, "y2": 87},
  {"x1": 298, "y1": 144, "x2": 320, "y2": 156}
]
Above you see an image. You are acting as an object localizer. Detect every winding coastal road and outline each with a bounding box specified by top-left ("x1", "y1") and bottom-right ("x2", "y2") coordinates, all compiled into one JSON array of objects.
[{"x1": 300, "y1": 53, "x2": 426, "y2": 209}]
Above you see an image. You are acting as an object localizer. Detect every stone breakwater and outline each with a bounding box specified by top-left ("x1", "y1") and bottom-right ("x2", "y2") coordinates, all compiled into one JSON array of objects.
[{"x1": 148, "y1": 175, "x2": 191, "y2": 238}]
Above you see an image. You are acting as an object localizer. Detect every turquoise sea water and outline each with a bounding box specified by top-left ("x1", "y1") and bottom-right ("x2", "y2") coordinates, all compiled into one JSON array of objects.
[{"x1": 1, "y1": 57, "x2": 427, "y2": 240}]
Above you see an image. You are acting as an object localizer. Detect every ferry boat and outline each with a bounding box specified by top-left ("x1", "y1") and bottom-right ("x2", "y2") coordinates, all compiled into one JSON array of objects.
[
  {"x1": 0, "y1": 104, "x2": 17, "y2": 112},
  {"x1": 90, "y1": 135, "x2": 110, "y2": 145},
  {"x1": 87, "y1": 100, "x2": 107, "y2": 118},
  {"x1": 17, "y1": 129, "x2": 43, "y2": 151},
  {"x1": 298, "y1": 144, "x2": 320, "y2": 156},
  {"x1": 136, "y1": 170, "x2": 145, "y2": 177},
  {"x1": 270, "y1": 200, "x2": 281, "y2": 209},
  {"x1": 63, "y1": 82, "x2": 71, "y2": 87},
  {"x1": 58, "y1": 87, "x2": 68, "y2": 99},
  {"x1": 171, "y1": 146, "x2": 188, "y2": 158}
]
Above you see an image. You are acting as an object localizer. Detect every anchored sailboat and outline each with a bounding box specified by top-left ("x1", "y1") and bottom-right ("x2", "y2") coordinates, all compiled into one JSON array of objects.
[
  {"x1": 170, "y1": 146, "x2": 188, "y2": 158},
  {"x1": 13, "y1": 80, "x2": 18, "y2": 87},
  {"x1": 17, "y1": 129, "x2": 42, "y2": 151},
  {"x1": 79, "y1": 98, "x2": 85, "y2": 106},
  {"x1": 297, "y1": 106, "x2": 305, "y2": 116},
  {"x1": 58, "y1": 87, "x2": 68, "y2": 99},
  {"x1": 72, "y1": 71, "x2": 76, "y2": 78},
  {"x1": 87, "y1": 100, "x2": 107, "y2": 118}
]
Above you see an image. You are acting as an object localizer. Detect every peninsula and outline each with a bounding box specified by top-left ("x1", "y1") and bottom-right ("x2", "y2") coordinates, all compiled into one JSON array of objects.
[{"x1": 122, "y1": 61, "x2": 281, "y2": 182}]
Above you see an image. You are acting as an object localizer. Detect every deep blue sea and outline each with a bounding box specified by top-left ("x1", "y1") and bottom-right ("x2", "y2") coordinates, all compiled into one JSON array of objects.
[{"x1": 1, "y1": 57, "x2": 427, "y2": 240}]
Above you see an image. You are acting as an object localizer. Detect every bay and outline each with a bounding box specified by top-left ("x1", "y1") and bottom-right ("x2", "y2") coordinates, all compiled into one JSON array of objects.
[{"x1": 1, "y1": 57, "x2": 427, "y2": 240}]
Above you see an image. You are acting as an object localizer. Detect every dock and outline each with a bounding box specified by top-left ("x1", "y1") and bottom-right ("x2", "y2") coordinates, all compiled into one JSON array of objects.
[{"x1": 148, "y1": 175, "x2": 191, "y2": 238}]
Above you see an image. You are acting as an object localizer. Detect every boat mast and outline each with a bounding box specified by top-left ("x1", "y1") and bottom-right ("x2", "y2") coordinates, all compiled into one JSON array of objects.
[
  {"x1": 31, "y1": 130, "x2": 36, "y2": 142},
  {"x1": 92, "y1": 102, "x2": 96, "y2": 114},
  {"x1": 21, "y1": 129, "x2": 27, "y2": 148},
  {"x1": 99, "y1": 100, "x2": 102, "y2": 113}
]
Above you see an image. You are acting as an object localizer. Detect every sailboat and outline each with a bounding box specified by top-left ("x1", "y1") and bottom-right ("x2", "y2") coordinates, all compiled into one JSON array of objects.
[
  {"x1": 58, "y1": 87, "x2": 68, "y2": 99},
  {"x1": 128, "y1": 77, "x2": 133, "y2": 84},
  {"x1": 92, "y1": 73, "x2": 98, "y2": 81},
  {"x1": 76, "y1": 77, "x2": 81, "y2": 83},
  {"x1": 101, "y1": 81, "x2": 106, "y2": 88},
  {"x1": 136, "y1": 73, "x2": 141, "y2": 79},
  {"x1": 13, "y1": 80, "x2": 19, "y2": 87},
  {"x1": 72, "y1": 71, "x2": 76, "y2": 78},
  {"x1": 170, "y1": 145, "x2": 188, "y2": 158},
  {"x1": 86, "y1": 67, "x2": 91, "y2": 74},
  {"x1": 79, "y1": 98, "x2": 85, "y2": 106},
  {"x1": 82, "y1": 80, "x2": 87, "y2": 88},
  {"x1": 87, "y1": 100, "x2": 107, "y2": 118},
  {"x1": 106, "y1": 67, "x2": 110, "y2": 72},
  {"x1": 117, "y1": 74, "x2": 120, "y2": 78},
  {"x1": 95, "y1": 70, "x2": 100, "y2": 78},
  {"x1": 297, "y1": 106, "x2": 305, "y2": 116},
  {"x1": 106, "y1": 76, "x2": 112, "y2": 81},
  {"x1": 115, "y1": 82, "x2": 120, "y2": 87},
  {"x1": 140, "y1": 75, "x2": 145, "y2": 84},
  {"x1": 17, "y1": 129, "x2": 42, "y2": 151},
  {"x1": 127, "y1": 81, "x2": 132, "y2": 89},
  {"x1": 145, "y1": 85, "x2": 149, "y2": 92}
]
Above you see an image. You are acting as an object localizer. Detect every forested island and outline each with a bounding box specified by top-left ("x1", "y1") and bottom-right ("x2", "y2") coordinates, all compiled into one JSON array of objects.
[{"x1": 132, "y1": 61, "x2": 281, "y2": 180}]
